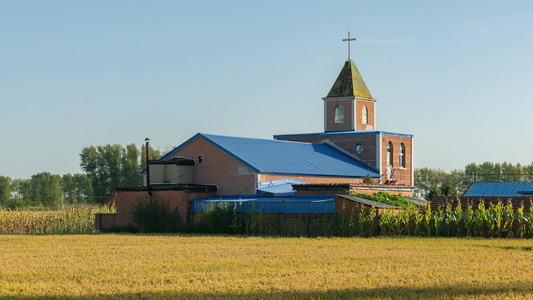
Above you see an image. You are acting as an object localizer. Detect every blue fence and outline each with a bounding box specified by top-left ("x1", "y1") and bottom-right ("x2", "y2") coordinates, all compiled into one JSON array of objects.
[{"x1": 190, "y1": 196, "x2": 335, "y2": 214}]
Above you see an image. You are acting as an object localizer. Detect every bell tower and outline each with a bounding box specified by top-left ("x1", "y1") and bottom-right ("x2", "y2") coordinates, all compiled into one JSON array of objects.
[
  {"x1": 275, "y1": 32, "x2": 414, "y2": 187},
  {"x1": 323, "y1": 32, "x2": 377, "y2": 132}
]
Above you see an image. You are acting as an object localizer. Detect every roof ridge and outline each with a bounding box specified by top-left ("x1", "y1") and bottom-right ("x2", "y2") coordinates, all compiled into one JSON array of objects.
[{"x1": 200, "y1": 132, "x2": 316, "y2": 145}]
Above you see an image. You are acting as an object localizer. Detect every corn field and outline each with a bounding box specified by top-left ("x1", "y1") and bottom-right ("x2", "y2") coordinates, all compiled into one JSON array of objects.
[
  {"x1": 0, "y1": 205, "x2": 115, "y2": 234},
  {"x1": 198, "y1": 201, "x2": 533, "y2": 238},
  {"x1": 373, "y1": 201, "x2": 531, "y2": 238}
]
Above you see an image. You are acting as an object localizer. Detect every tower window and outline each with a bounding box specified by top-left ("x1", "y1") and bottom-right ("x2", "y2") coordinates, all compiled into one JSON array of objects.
[
  {"x1": 362, "y1": 106, "x2": 368, "y2": 124},
  {"x1": 334, "y1": 105, "x2": 344, "y2": 124},
  {"x1": 399, "y1": 143, "x2": 405, "y2": 168}
]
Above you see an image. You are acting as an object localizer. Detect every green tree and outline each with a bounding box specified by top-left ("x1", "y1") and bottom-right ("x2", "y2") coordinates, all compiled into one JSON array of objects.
[
  {"x1": 11, "y1": 178, "x2": 30, "y2": 207},
  {"x1": 414, "y1": 168, "x2": 470, "y2": 200},
  {"x1": 140, "y1": 145, "x2": 163, "y2": 171},
  {"x1": 62, "y1": 173, "x2": 94, "y2": 204},
  {"x1": 523, "y1": 163, "x2": 533, "y2": 181},
  {"x1": 446, "y1": 169, "x2": 470, "y2": 196},
  {"x1": 0, "y1": 176, "x2": 12, "y2": 207},
  {"x1": 80, "y1": 144, "x2": 123, "y2": 203},
  {"x1": 122, "y1": 144, "x2": 142, "y2": 187},
  {"x1": 80, "y1": 143, "x2": 158, "y2": 203},
  {"x1": 465, "y1": 161, "x2": 531, "y2": 182},
  {"x1": 501, "y1": 162, "x2": 523, "y2": 181},
  {"x1": 414, "y1": 168, "x2": 447, "y2": 200},
  {"x1": 27, "y1": 172, "x2": 62, "y2": 208},
  {"x1": 466, "y1": 161, "x2": 505, "y2": 182}
]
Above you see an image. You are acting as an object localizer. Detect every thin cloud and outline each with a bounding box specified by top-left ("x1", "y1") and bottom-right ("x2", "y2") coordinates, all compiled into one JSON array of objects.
[
  {"x1": 358, "y1": 37, "x2": 416, "y2": 47},
  {"x1": 461, "y1": 13, "x2": 533, "y2": 36}
]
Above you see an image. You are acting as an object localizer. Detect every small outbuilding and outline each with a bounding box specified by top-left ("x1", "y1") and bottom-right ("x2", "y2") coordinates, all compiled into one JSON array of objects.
[{"x1": 431, "y1": 182, "x2": 533, "y2": 212}]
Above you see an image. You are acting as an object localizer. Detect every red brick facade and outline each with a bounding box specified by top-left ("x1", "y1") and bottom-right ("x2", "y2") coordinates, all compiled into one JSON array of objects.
[
  {"x1": 323, "y1": 97, "x2": 376, "y2": 132},
  {"x1": 169, "y1": 138, "x2": 257, "y2": 195},
  {"x1": 259, "y1": 174, "x2": 364, "y2": 185},
  {"x1": 95, "y1": 189, "x2": 216, "y2": 232},
  {"x1": 381, "y1": 134, "x2": 413, "y2": 186}
]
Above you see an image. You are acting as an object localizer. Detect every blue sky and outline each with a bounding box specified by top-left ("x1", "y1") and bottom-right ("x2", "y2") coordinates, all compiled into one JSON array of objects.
[{"x1": 1, "y1": 1, "x2": 532, "y2": 179}]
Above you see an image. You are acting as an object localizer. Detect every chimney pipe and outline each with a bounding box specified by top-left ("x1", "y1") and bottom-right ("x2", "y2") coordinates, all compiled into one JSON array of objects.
[{"x1": 145, "y1": 137, "x2": 152, "y2": 203}]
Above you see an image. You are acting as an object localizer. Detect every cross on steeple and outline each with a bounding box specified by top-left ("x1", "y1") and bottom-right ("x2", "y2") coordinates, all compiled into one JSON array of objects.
[{"x1": 342, "y1": 31, "x2": 356, "y2": 61}]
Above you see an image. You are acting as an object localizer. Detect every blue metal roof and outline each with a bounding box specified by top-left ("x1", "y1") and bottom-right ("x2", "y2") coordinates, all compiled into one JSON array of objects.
[
  {"x1": 161, "y1": 133, "x2": 380, "y2": 178},
  {"x1": 190, "y1": 195, "x2": 336, "y2": 214},
  {"x1": 274, "y1": 130, "x2": 413, "y2": 139},
  {"x1": 464, "y1": 182, "x2": 533, "y2": 197},
  {"x1": 257, "y1": 178, "x2": 308, "y2": 196}
]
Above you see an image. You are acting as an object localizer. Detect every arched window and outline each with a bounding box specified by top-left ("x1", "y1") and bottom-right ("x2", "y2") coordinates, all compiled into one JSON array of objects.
[
  {"x1": 399, "y1": 143, "x2": 405, "y2": 168},
  {"x1": 334, "y1": 105, "x2": 344, "y2": 124},
  {"x1": 362, "y1": 106, "x2": 368, "y2": 124}
]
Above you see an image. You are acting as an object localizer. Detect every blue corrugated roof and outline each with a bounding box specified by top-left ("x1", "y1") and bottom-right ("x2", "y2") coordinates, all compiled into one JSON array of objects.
[
  {"x1": 464, "y1": 182, "x2": 533, "y2": 197},
  {"x1": 257, "y1": 178, "x2": 308, "y2": 188},
  {"x1": 161, "y1": 133, "x2": 380, "y2": 178},
  {"x1": 257, "y1": 178, "x2": 308, "y2": 196},
  {"x1": 190, "y1": 195, "x2": 336, "y2": 214}
]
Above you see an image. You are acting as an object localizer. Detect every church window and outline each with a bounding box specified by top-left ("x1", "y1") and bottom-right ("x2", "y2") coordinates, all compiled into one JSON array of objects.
[
  {"x1": 334, "y1": 105, "x2": 344, "y2": 124},
  {"x1": 399, "y1": 143, "x2": 405, "y2": 168},
  {"x1": 362, "y1": 106, "x2": 368, "y2": 124}
]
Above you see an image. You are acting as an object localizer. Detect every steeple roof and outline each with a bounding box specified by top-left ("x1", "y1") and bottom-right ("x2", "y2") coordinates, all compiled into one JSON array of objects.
[{"x1": 327, "y1": 59, "x2": 372, "y2": 98}]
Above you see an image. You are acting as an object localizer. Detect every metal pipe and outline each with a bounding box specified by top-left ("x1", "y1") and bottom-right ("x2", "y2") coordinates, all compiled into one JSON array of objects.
[{"x1": 145, "y1": 137, "x2": 152, "y2": 202}]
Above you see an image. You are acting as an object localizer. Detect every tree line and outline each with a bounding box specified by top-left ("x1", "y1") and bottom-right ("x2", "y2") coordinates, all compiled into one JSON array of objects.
[{"x1": 0, "y1": 144, "x2": 162, "y2": 209}]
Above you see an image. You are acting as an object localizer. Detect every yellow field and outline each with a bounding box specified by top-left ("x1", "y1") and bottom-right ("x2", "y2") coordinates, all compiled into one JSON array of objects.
[{"x1": 0, "y1": 235, "x2": 532, "y2": 299}]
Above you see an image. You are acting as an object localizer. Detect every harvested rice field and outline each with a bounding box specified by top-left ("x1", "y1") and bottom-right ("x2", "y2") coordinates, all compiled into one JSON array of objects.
[{"x1": 0, "y1": 235, "x2": 532, "y2": 299}]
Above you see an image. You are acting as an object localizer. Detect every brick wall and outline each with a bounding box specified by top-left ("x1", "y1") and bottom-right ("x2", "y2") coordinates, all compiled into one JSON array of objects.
[
  {"x1": 334, "y1": 196, "x2": 402, "y2": 218},
  {"x1": 323, "y1": 98, "x2": 376, "y2": 132},
  {"x1": 324, "y1": 99, "x2": 355, "y2": 131},
  {"x1": 170, "y1": 137, "x2": 257, "y2": 195},
  {"x1": 355, "y1": 100, "x2": 375, "y2": 131},
  {"x1": 381, "y1": 134, "x2": 413, "y2": 186},
  {"x1": 259, "y1": 174, "x2": 364, "y2": 185},
  {"x1": 97, "y1": 189, "x2": 216, "y2": 231}
]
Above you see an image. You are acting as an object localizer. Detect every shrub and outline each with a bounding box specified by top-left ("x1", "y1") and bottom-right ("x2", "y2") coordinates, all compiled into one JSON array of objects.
[
  {"x1": 197, "y1": 201, "x2": 236, "y2": 234},
  {"x1": 132, "y1": 199, "x2": 179, "y2": 233},
  {"x1": 349, "y1": 191, "x2": 417, "y2": 210},
  {"x1": 362, "y1": 174, "x2": 375, "y2": 185}
]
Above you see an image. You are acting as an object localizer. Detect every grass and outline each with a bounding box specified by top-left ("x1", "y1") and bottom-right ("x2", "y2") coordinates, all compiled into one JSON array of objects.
[{"x1": 0, "y1": 235, "x2": 532, "y2": 299}]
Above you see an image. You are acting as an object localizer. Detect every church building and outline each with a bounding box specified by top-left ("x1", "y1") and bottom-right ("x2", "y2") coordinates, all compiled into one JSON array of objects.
[
  {"x1": 95, "y1": 33, "x2": 417, "y2": 231},
  {"x1": 147, "y1": 32, "x2": 415, "y2": 194}
]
